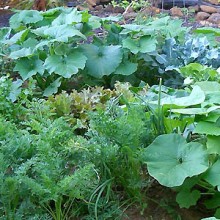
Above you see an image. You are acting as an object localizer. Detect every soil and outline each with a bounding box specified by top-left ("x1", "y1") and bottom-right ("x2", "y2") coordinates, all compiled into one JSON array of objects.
[
  {"x1": 123, "y1": 183, "x2": 210, "y2": 220},
  {"x1": 0, "y1": 10, "x2": 13, "y2": 28}
]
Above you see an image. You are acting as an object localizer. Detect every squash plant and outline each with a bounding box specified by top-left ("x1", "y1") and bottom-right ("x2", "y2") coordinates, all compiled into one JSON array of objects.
[
  {"x1": 140, "y1": 81, "x2": 220, "y2": 219},
  {"x1": 0, "y1": 8, "x2": 192, "y2": 96}
]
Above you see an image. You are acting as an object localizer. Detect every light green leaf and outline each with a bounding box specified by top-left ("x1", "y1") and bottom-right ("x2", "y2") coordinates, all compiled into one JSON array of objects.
[
  {"x1": 43, "y1": 78, "x2": 62, "y2": 97},
  {"x1": 196, "y1": 81, "x2": 220, "y2": 94},
  {"x1": 171, "y1": 108, "x2": 207, "y2": 115},
  {"x1": 171, "y1": 106, "x2": 220, "y2": 115},
  {"x1": 164, "y1": 117, "x2": 194, "y2": 133},
  {"x1": 0, "y1": 27, "x2": 11, "y2": 41},
  {"x1": 9, "y1": 48, "x2": 33, "y2": 59},
  {"x1": 54, "y1": 44, "x2": 70, "y2": 56},
  {"x1": 9, "y1": 79, "x2": 23, "y2": 102},
  {"x1": 194, "y1": 121, "x2": 220, "y2": 136},
  {"x1": 10, "y1": 10, "x2": 43, "y2": 29},
  {"x1": 194, "y1": 27, "x2": 220, "y2": 36},
  {"x1": 207, "y1": 136, "x2": 220, "y2": 154},
  {"x1": 34, "y1": 40, "x2": 50, "y2": 50},
  {"x1": 203, "y1": 159, "x2": 220, "y2": 190},
  {"x1": 122, "y1": 37, "x2": 139, "y2": 54},
  {"x1": 14, "y1": 57, "x2": 44, "y2": 80},
  {"x1": 176, "y1": 190, "x2": 201, "y2": 208},
  {"x1": 44, "y1": 51, "x2": 87, "y2": 78},
  {"x1": 143, "y1": 134, "x2": 209, "y2": 187},
  {"x1": 4, "y1": 29, "x2": 29, "y2": 45},
  {"x1": 88, "y1": 16, "x2": 101, "y2": 29},
  {"x1": 18, "y1": 10, "x2": 43, "y2": 24},
  {"x1": 82, "y1": 45, "x2": 123, "y2": 78},
  {"x1": 150, "y1": 86, "x2": 205, "y2": 107},
  {"x1": 22, "y1": 38, "x2": 38, "y2": 49},
  {"x1": 52, "y1": 8, "x2": 82, "y2": 25},
  {"x1": 122, "y1": 36, "x2": 157, "y2": 54},
  {"x1": 44, "y1": 25, "x2": 86, "y2": 42},
  {"x1": 114, "y1": 61, "x2": 138, "y2": 76}
]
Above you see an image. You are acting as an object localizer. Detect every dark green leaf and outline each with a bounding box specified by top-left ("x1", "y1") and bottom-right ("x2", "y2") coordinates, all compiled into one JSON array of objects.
[
  {"x1": 14, "y1": 57, "x2": 44, "y2": 80},
  {"x1": 44, "y1": 51, "x2": 87, "y2": 78},
  {"x1": 176, "y1": 190, "x2": 201, "y2": 208}
]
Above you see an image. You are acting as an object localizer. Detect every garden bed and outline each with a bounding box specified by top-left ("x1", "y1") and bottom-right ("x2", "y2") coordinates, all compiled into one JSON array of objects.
[{"x1": 1, "y1": 4, "x2": 220, "y2": 220}]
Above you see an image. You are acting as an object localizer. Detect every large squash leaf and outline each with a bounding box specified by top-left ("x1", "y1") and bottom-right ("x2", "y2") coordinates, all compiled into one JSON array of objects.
[
  {"x1": 122, "y1": 36, "x2": 157, "y2": 54},
  {"x1": 14, "y1": 57, "x2": 44, "y2": 80},
  {"x1": 44, "y1": 50, "x2": 87, "y2": 78},
  {"x1": 82, "y1": 45, "x2": 123, "y2": 78},
  {"x1": 150, "y1": 85, "x2": 205, "y2": 107},
  {"x1": 142, "y1": 134, "x2": 209, "y2": 187},
  {"x1": 203, "y1": 159, "x2": 220, "y2": 191}
]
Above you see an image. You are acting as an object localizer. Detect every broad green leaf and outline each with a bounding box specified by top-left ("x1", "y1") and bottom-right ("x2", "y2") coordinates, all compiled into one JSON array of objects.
[
  {"x1": 176, "y1": 190, "x2": 201, "y2": 208},
  {"x1": 205, "y1": 193, "x2": 220, "y2": 209},
  {"x1": 150, "y1": 86, "x2": 205, "y2": 107},
  {"x1": 207, "y1": 136, "x2": 220, "y2": 154},
  {"x1": 18, "y1": 10, "x2": 43, "y2": 25},
  {"x1": 164, "y1": 117, "x2": 194, "y2": 133},
  {"x1": 41, "y1": 7, "x2": 62, "y2": 17},
  {"x1": 114, "y1": 61, "x2": 138, "y2": 76},
  {"x1": 204, "y1": 92, "x2": 220, "y2": 106},
  {"x1": 122, "y1": 37, "x2": 139, "y2": 54},
  {"x1": 9, "y1": 79, "x2": 23, "y2": 102},
  {"x1": 33, "y1": 25, "x2": 86, "y2": 42},
  {"x1": 196, "y1": 81, "x2": 220, "y2": 94},
  {"x1": 10, "y1": 10, "x2": 43, "y2": 29},
  {"x1": 32, "y1": 26, "x2": 49, "y2": 37},
  {"x1": 171, "y1": 106, "x2": 220, "y2": 115},
  {"x1": 122, "y1": 36, "x2": 157, "y2": 54},
  {"x1": 44, "y1": 25, "x2": 86, "y2": 42},
  {"x1": 171, "y1": 108, "x2": 207, "y2": 115},
  {"x1": 121, "y1": 24, "x2": 145, "y2": 34},
  {"x1": 43, "y1": 77, "x2": 62, "y2": 97},
  {"x1": 14, "y1": 57, "x2": 44, "y2": 80},
  {"x1": 143, "y1": 134, "x2": 209, "y2": 187},
  {"x1": 0, "y1": 27, "x2": 11, "y2": 41},
  {"x1": 194, "y1": 27, "x2": 220, "y2": 36},
  {"x1": 82, "y1": 45, "x2": 123, "y2": 78},
  {"x1": 44, "y1": 51, "x2": 87, "y2": 78},
  {"x1": 88, "y1": 16, "x2": 101, "y2": 29},
  {"x1": 22, "y1": 38, "x2": 38, "y2": 49},
  {"x1": 4, "y1": 29, "x2": 29, "y2": 45},
  {"x1": 203, "y1": 159, "x2": 220, "y2": 190},
  {"x1": 35, "y1": 40, "x2": 50, "y2": 50},
  {"x1": 54, "y1": 44, "x2": 70, "y2": 56},
  {"x1": 9, "y1": 48, "x2": 33, "y2": 59},
  {"x1": 194, "y1": 121, "x2": 220, "y2": 136},
  {"x1": 52, "y1": 8, "x2": 82, "y2": 25}
]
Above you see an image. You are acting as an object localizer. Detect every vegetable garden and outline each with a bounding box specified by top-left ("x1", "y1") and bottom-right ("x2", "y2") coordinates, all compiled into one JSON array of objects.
[{"x1": 1, "y1": 6, "x2": 220, "y2": 219}]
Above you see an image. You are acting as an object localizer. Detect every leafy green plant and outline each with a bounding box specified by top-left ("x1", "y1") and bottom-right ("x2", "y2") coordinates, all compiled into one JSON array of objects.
[
  {"x1": 0, "y1": 10, "x2": 194, "y2": 95},
  {"x1": 136, "y1": 80, "x2": 220, "y2": 218}
]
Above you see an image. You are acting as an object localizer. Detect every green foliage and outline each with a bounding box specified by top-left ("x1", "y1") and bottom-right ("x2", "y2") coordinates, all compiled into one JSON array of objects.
[
  {"x1": 87, "y1": 101, "x2": 155, "y2": 202},
  {"x1": 0, "y1": 10, "x2": 194, "y2": 95},
  {"x1": 142, "y1": 134, "x2": 209, "y2": 187},
  {"x1": 0, "y1": 109, "x2": 100, "y2": 219}
]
